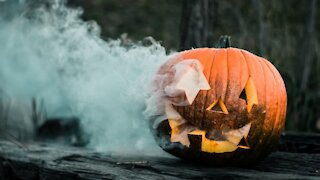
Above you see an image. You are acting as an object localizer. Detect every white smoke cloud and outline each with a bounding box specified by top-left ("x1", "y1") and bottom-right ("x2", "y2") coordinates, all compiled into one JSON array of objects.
[{"x1": 0, "y1": 0, "x2": 172, "y2": 156}]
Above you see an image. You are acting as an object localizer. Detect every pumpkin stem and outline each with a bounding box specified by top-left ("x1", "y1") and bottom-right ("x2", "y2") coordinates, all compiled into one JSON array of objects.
[{"x1": 216, "y1": 35, "x2": 231, "y2": 48}]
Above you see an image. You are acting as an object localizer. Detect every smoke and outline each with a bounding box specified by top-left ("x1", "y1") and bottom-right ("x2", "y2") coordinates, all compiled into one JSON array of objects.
[{"x1": 0, "y1": 0, "x2": 172, "y2": 156}]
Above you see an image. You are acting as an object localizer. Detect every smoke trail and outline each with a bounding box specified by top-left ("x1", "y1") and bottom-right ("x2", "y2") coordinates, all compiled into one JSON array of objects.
[{"x1": 0, "y1": 0, "x2": 171, "y2": 156}]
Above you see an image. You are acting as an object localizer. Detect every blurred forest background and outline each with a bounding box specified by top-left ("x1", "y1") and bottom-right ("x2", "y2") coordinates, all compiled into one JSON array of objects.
[
  {"x1": 68, "y1": 0, "x2": 320, "y2": 132},
  {"x1": 0, "y1": 0, "x2": 319, "y2": 135}
]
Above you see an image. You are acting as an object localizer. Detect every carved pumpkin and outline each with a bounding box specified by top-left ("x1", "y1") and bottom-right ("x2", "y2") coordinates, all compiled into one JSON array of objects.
[{"x1": 150, "y1": 36, "x2": 287, "y2": 165}]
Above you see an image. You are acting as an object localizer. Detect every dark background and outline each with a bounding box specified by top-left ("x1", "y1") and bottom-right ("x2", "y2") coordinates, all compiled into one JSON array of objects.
[
  {"x1": 68, "y1": 0, "x2": 320, "y2": 132},
  {"x1": 0, "y1": 0, "x2": 319, "y2": 134}
]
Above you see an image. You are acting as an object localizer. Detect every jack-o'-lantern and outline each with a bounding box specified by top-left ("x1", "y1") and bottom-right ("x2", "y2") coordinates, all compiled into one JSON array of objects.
[{"x1": 149, "y1": 36, "x2": 287, "y2": 165}]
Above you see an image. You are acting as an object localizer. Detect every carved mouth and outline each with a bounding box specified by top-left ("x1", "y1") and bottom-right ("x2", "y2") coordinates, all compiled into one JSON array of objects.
[{"x1": 168, "y1": 118, "x2": 251, "y2": 153}]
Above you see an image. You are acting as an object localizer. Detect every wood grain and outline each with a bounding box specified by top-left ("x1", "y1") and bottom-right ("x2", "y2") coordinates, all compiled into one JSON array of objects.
[{"x1": 0, "y1": 132, "x2": 319, "y2": 180}]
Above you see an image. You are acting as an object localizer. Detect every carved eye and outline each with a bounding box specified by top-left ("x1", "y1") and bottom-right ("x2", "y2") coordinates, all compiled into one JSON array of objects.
[
  {"x1": 206, "y1": 98, "x2": 229, "y2": 114},
  {"x1": 239, "y1": 77, "x2": 258, "y2": 113}
]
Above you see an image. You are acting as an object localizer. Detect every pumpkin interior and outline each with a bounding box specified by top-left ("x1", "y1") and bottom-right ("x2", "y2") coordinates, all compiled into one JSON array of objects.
[
  {"x1": 206, "y1": 98, "x2": 229, "y2": 114},
  {"x1": 168, "y1": 119, "x2": 251, "y2": 153},
  {"x1": 244, "y1": 77, "x2": 258, "y2": 113}
]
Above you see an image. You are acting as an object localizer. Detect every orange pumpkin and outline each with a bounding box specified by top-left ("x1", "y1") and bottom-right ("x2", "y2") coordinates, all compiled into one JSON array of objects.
[{"x1": 151, "y1": 37, "x2": 287, "y2": 165}]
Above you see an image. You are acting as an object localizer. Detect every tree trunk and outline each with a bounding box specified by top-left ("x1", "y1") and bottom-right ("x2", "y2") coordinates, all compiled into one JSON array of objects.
[
  {"x1": 300, "y1": 0, "x2": 316, "y2": 91},
  {"x1": 179, "y1": 0, "x2": 216, "y2": 50},
  {"x1": 252, "y1": 0, "x2": 266, "y2": 56}
]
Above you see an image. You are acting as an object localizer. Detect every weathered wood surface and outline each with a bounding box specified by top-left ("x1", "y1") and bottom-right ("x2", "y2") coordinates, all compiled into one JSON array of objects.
[{"x1": 0, "y1": 132, "x2": 319, "y2": 180}]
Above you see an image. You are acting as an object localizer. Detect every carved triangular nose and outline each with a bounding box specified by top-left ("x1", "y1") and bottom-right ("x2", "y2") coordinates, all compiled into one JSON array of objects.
[{"x1": 206, "y1": 98, "x2": 229, "y2": 114}]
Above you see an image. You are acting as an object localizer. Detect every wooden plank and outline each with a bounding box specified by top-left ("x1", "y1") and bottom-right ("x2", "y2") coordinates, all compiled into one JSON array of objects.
[
  {"x1": 0, "y1": 139, "x2": 319, "y2": 180},
  {"x1": 279, "y1": 132, "x2": 320, "y2": 153}
]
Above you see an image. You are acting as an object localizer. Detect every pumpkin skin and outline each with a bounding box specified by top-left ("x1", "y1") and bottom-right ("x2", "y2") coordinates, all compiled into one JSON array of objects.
[{"x1": 151, "y1": 39, "x2": 287, "y2": 165}]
